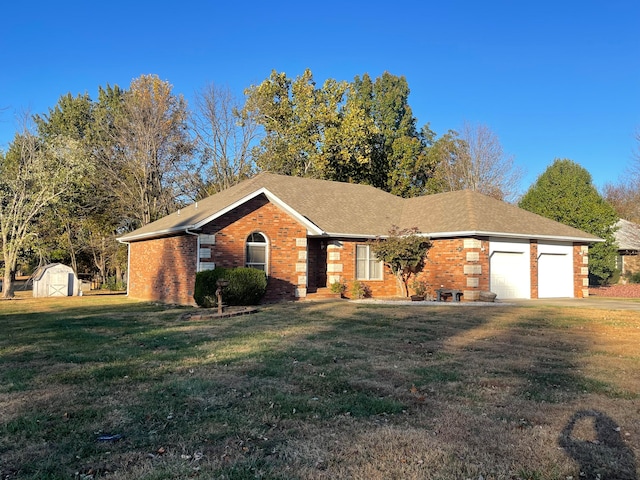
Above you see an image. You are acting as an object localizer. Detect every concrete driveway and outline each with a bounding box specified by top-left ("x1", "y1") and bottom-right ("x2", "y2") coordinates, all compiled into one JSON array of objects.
[{"x1": 507, "y1": 297, "x2": 640, "y2": 311}]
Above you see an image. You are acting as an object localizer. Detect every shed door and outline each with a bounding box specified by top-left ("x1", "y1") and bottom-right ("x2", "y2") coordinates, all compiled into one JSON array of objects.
[
  {"x1": 48, "y1": 272, "x2": 69, "y2": 296},
  {"x1": 490, "y1": 251, "x2": 530, "y2": 299},
  {"x1": 538, "y1": 244, "x2": 573, "y2": 298}
]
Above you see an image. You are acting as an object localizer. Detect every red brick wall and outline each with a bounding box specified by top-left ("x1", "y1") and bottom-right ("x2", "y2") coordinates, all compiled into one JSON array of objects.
[
  {"x1": 416, "y1": 238, "x2": 490, "y2": 300},
  {"x1": 330, "y1": 237, "x2": 492, "y2": 300},
  {"x1": 127, "y1": 195, "x2": 308, "y2": 305},
  {"x1": 340, "y1": 240, "x2": 399, "y2": 298},
  {"x1": 128, "y1": 234, "x2": 197, "y2": 305}
]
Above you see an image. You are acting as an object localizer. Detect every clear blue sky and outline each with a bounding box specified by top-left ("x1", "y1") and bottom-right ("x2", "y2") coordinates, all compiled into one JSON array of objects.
[{"x1": 1, "y1": 0, "x2": 638, "y2": 193}]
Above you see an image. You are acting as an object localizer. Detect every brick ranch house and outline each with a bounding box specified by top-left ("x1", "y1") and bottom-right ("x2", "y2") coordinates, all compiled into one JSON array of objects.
[{"x1": 117, "y1": 172, "x2": 601, "y2": 305}]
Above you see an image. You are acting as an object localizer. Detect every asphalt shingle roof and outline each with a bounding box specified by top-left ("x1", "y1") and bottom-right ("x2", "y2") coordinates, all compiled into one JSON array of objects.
[{"x1": 118, "y1": 172, "x2": 600, "y2": 243}]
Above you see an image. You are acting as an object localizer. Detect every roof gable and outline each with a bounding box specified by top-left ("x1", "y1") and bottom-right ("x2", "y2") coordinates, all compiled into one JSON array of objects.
[{"x1": 118, "y1": 173, "x2": 601, "y2": 243}]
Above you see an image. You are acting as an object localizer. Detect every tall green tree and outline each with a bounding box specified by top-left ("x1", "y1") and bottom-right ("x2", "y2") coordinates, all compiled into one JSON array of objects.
[
  {"x1": 244, "y1": 70, "x2": 440, "y2": 196},
  {"x1": 33, "y1": 92, "x2": 97, "y2": 274},
  {"x1": 519, "y1": 159, "x2": 619, "y2": 284},
  {"x1": 367, "y1": 72, "x2": 435, "y2": 196},
  {"x1": 0, "y1": 121, "x2": 90, "y2": 298},
  {"x1": 244, "y1": 69, "x2": 347, "y2": 179}
]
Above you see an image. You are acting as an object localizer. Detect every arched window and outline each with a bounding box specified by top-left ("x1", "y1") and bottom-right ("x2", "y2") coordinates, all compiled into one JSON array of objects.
[{"x1": 246, "y1": 232, "x2": 267, "y2": 272}]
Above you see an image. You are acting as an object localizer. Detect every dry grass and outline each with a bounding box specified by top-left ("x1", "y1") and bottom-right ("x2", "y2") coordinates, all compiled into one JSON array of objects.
[{"x1": 1, "y1": 295, "x2": 639, "y2": 479}]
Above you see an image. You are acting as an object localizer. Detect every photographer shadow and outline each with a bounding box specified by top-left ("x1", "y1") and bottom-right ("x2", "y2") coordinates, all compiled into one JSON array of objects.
[{"x1": 559, "y1": 410, "x2": 637, "y2": 480}]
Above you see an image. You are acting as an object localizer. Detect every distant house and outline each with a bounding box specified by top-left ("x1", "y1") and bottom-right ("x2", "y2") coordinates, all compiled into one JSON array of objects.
[
  {"x1": 614, "y1": 219, "x2": 640, "y2": 278},
  {"x1": 117, "y1": 173, "x2": 600, "y2": 305}
]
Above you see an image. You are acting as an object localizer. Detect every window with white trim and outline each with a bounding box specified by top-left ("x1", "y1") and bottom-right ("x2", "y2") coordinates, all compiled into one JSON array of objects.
[
  {"x1": 356, "y1": 245, "x2": 383, "y2": 280},
  {"x1": 246, "y1": 232, "x2": 267, "y2": 272}
]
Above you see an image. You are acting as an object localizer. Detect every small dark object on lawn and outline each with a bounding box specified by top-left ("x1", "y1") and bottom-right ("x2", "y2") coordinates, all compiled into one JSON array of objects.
[{"x1": 97, "y1": 434, "x2": 124, "y2": 442}]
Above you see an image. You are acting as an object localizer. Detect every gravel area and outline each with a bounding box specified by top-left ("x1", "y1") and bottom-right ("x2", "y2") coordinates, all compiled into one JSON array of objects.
[{"x1": 349, "y1": 299, "x2": 514, "y2": 306}]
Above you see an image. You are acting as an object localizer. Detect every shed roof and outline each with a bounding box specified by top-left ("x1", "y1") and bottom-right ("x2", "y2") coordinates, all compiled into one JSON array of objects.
[
  {"x1": 32, "y1": 263, "x2": 74, "y2": 281},
  {"x1": 118, "y1": 172, "x2": 601, "y2": 243}
]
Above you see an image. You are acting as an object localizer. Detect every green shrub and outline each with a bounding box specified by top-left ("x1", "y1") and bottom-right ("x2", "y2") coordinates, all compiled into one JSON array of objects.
[
  {"x1": 329, "y1": 279, "x2": 346, "y2": 295},
  {"x1": 224, "y1": 267, "x2": 268, "y2": 305},
  {"x1": 102, "y1": 276, "x2": 127, "y2": 291},
  {"x1": 193, "y1": 267, "x2": 267, "y2": 307},
  {"x1": 194, "y1": 268, "x2": 228, "y2": 307},
  {"x1": 350, "y1": 280, "x2": 369, "y2": 299},
  {"x1": 626, "y1": 271, "x2": 640, "y2": 284}
]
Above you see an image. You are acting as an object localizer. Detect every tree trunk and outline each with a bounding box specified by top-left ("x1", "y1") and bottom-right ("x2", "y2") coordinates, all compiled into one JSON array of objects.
[
  {"x1": 395, "y1": 273, "x2": 409, "y2": 297},
  {"x1": 2, "y1": 269, "x2": 15, "y2": 299}
]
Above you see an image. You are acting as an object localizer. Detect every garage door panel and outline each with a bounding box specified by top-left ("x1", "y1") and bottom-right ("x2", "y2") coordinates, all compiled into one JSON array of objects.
[
  {"x1": 538, "y1": 251, "x2": 573, "y2": 298},
  {"x1": 490, "y1": 251, "x2": 530, "y2": 299}
]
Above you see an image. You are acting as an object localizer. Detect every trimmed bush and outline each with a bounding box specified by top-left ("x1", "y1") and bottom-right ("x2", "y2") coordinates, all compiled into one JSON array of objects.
[
  {"x1": 194, "y1": 267, "x2": 267, "y2": 307},
  {"x1": 627, "y1": 271, "x2": 640, "y2": 284},
  {"x1": 194, "y1": 268, "x2": 229, "y2": 308}
]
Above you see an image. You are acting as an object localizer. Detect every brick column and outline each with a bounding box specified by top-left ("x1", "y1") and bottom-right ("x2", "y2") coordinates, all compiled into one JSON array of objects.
[
  {"x1": 462, "y1": 238, "x2": 482, "y2": 300},
  {"x1": 295, "y1": 237, "x2": 308, "y2": 298},
  {"x1": 326, "y1": 241, "x2": 344, "y2": 287},
  {"x1": 577, "y1": 245, "x2": 589, "y2": 298},
  {"x1": 530, "y1": 240, "x2": 538, "y2": 299}
]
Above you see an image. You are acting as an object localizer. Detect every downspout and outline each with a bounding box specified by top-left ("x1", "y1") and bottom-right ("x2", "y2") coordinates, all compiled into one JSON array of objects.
[{"x1": 185, "y1": 228, "x2": 200, "y2": 273}]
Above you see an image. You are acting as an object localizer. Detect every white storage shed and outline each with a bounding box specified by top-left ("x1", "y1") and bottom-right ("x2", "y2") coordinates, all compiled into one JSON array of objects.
[{"x1": 32, "y1": 263, "x2": 80, "y2": 297}]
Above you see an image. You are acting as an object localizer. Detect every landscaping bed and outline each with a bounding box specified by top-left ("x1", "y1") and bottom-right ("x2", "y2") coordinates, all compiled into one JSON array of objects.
[{"x1": 589, "y1": 283, "x2": 640, "y2": 297}]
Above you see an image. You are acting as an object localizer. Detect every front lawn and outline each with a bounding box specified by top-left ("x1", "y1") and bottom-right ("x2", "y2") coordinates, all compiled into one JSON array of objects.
[{"x1": 1, "y1": 295, "x2": 639, "y2": 479}]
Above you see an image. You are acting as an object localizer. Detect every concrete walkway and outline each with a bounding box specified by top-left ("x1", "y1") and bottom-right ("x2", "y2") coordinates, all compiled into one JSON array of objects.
[
  {"x1": 507, "y1": 297, "x2": 640, "y2": 311},
  {"x1": 351, "y1": 297, "x2": 640, "y2": 311}
]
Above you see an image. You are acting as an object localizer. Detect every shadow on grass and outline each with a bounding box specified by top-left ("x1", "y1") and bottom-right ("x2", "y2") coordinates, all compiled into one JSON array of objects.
[{"x1": 560, "y1": 410, "x2": 637, "y2": 480}]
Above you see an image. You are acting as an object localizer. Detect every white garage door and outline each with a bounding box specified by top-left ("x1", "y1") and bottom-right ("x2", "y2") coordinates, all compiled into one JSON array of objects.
[
  {"x1": 538, "y1": 244, "x2": 573, "y2": 298},
  {"x1": 489, "y1": 240, "x2": 531, "y2": 299}
]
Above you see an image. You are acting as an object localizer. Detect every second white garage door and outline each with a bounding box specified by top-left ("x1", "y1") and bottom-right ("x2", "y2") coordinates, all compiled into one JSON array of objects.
[{"x1": 538, "y1": 243, "x2": 574, "y2": 298}]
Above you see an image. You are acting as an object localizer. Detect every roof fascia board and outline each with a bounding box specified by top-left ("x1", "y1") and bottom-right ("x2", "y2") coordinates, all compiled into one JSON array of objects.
[
  {"x1": 427, "y1": 230, "x2": 602, "y2": 243},
  {"x1": 117, "y1": 226, "x2": 194, "y2": 243},
  {"x1": 313, "y1": 230, "x2": 601, "y2": 243}
]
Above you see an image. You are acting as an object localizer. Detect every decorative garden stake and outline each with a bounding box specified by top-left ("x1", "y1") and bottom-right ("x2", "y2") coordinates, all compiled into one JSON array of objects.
[{"x1": 216, "y1": 279, "x2": 229, "y2": 314}]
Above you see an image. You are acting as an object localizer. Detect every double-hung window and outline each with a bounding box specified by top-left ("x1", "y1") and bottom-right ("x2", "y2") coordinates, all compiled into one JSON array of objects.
[
  {"x1": 246, "y1": 232, "x2": 267, "y2": 272},
  {"x1": 356, "y1": 245, "x2": 383, "y2": 280}
]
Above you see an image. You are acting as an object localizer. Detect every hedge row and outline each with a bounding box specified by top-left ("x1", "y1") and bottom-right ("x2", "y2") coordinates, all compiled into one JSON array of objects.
[{"x1": 193, "y1": 267, "x2": 267, "y2": 307}]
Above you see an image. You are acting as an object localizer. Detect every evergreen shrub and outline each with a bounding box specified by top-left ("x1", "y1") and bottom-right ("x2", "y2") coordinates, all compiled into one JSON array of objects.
[{"x1": 194, "y1": 267, "x2": 267, "y2": 307}]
